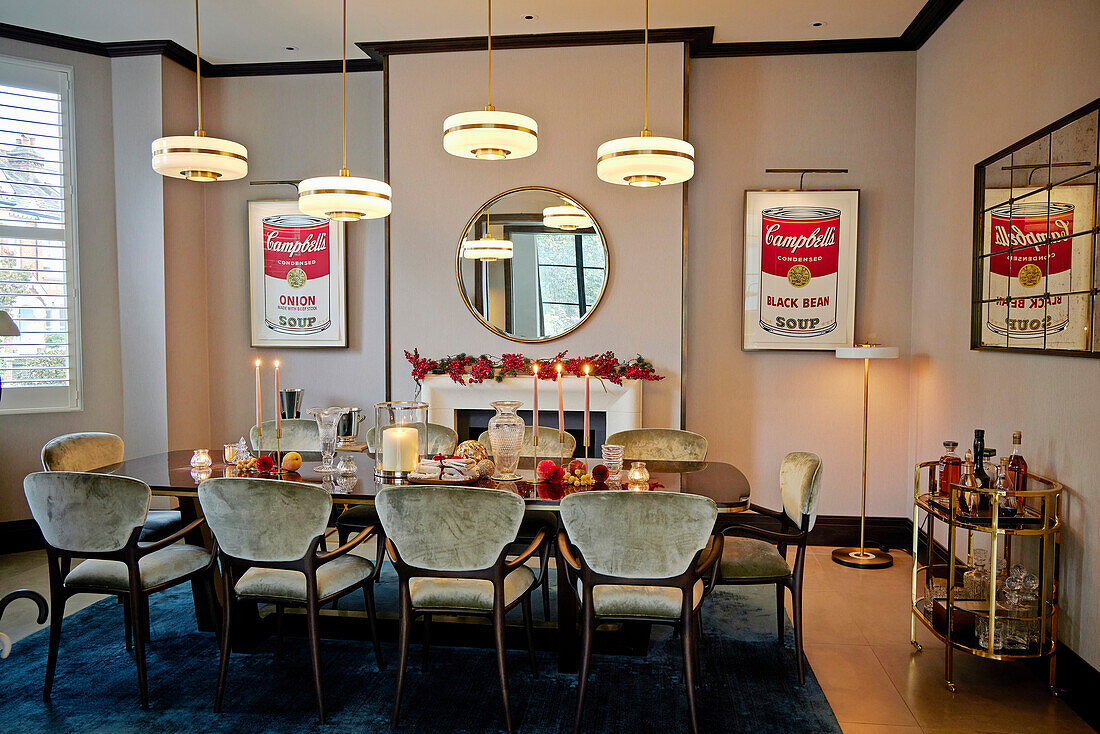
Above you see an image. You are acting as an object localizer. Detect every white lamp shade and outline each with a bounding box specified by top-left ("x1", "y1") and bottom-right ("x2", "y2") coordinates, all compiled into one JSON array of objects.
[
  {"x1": 151, "y1": 134, "x2": 248, "y2": 181},
  {"x1": 835, "y1": 345, "x2": 900, "y2": 359},
  {"x1": 542, "y1": 205, "x2": 592, "y2": 231},
  {"x1": 443, "y1": 109, "x2": 538, "y2": 160},
  {"x1": 297, "y1": 175, "x2": 392, "y2": 221},
  {"x1": 596, "y1": 134, "x2": 694, "y2": 186},
  {"x1": 462, "y1": 238, "x2": 514, "y2": 261}
]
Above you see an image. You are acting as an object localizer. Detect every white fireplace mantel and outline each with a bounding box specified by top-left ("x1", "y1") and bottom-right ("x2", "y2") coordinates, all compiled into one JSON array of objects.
[{"x1": 421, "y1": 375, "x2": 642, "y2": 435}]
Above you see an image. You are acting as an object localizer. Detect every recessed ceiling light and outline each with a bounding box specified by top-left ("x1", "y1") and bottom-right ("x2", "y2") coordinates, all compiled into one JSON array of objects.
[
  {"x1": 810, "y1": 21, "x2": 826, "y2": 28},
  {"x1": 523, "y1": 14, "x2": 538, "y2": 21},
  {"x1": 284, "y1": 45, "x2": 299, "y2": 51}
]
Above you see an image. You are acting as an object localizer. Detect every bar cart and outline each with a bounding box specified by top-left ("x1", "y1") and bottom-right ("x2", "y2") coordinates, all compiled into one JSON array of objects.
[{"x1": 910, "y1": 460, "x2": 1061, "y2": 692}]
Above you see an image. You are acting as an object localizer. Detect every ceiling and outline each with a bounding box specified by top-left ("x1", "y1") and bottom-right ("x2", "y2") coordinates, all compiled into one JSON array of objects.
[{"x1": 0, "y1": 1, "x2": 932, "y2": 65}]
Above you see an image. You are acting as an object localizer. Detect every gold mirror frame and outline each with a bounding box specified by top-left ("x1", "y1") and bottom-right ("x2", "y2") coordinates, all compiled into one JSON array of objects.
[{"x1": 455, "y1": 186, "x2": 610, "y2": 343}]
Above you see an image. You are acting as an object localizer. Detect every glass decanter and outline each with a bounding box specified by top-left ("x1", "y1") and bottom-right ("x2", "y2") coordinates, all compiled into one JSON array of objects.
[
  {"x1": 487, "y1": 400, "x2": 525, "y2": 481},
  {"x1": 307, "y1": 406, "x2": 350, "y2": 474},
  {"x1": 936, "y1": 441, "x2": 962, "y2": 497},
  {"x1": 963, "y1": 548, "x2": 989, "y2": 600}
]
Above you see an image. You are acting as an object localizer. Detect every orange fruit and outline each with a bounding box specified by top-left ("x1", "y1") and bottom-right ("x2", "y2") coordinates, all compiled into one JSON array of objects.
[{"x1": 281, "y1": 451, "x2": 303, "y2": 472}]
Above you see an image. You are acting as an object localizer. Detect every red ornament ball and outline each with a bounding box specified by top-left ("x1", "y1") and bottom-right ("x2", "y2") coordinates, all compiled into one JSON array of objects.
[
  {"x1": 591, "y1": 464, "x2": 609, "y2": 482},
  {"x1": 537, "y1": 460, "x2": 559, "y2": 480}
]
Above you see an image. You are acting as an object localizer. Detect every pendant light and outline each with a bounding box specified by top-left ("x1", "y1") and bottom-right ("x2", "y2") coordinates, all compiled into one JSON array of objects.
[
  {"x1": 151, "y1": 0, "x2": 247, "y2": 182},
  {"x1": 542, "y1": 204, "x2": 592, "y2": 231},
  {"x1": 596, "y1": 0, "x2": 694, "y2": 187},
  {"x1": 462, "y1": 235, "x2": 513, "y2": 261},
  {"x1": 443, "y1": 0, "x2": 538, "y2": 160},
  {"x1": 298, "y1": 0, "x2": 391, "y2": 221}
]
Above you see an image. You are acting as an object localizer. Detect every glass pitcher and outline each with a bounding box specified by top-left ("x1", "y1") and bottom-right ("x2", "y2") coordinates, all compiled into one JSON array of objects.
[{"x1": 307, "y1": 406, "x2": 350, "y2": 474}]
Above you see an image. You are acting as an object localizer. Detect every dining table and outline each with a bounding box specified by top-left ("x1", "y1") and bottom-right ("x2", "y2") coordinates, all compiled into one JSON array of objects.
[{"x1": 95, "y1": 450, "x2": 752, "y2": 672}]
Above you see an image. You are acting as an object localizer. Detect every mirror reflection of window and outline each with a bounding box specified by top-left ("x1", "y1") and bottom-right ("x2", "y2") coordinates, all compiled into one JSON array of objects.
[{"x1": 536, "y1": 233, "x2": 605, "y2": 336}]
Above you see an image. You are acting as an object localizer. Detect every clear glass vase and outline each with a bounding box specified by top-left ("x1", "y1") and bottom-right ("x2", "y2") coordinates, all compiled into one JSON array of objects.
[
  {"x1": 308, "y1": 406, "x2": 350, "y2": 474},
  {"x1": 488, "y1": 400, "x2": 525, "y2": 481}
]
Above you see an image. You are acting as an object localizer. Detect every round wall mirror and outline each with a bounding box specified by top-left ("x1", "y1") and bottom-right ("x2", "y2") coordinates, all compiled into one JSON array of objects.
[{"x1": 456, "y1": 187, "x2": 609, "y2": 342}]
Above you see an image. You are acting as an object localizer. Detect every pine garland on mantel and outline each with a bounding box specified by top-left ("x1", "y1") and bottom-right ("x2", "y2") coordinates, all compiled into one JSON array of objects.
[{"x1": 404, "y1": 349, "x2": 664, "y2": 390}]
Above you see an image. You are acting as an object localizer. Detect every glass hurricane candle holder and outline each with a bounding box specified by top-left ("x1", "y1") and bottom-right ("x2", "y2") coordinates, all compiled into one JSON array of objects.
[
  {"x1": 375, "y1": 401, "x2": 428, "y2": 482},
  {"x1": 626, "y1": 461, "x2": 650, "y2": 491},
  {"x1": 190, "y1": 449, "x2": 212, "y2": 469}
]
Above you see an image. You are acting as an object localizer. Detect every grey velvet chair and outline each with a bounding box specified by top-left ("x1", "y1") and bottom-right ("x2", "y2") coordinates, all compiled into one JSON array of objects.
[
  {"x1": 364, "y1": 422, "x2": 459, "y2": 457},
  {"x1": 604, "y1": 428, "x2": 709, "y2": 462},
  {"x1": 23, "y1": 471, "x2": 216, "y2": 708},
  {"x1": 249, "y1": 418, "x2": 322, "y2": 460},
  {"x1": 477, "y1": 426, "x2": 576, "y2": 459},
  {"x1": 717, "y1": 451, "x2": 823, "y2": 684},
  {"x1": 41, "y1": 432, "x2": 186, "y2": 543},
  {"x1": 558, "y1": 491, "x2": 722, "y2": 734},
  {"x1": 376, "y1": 485, "x2": 544, "y2": 734},
  {"x1": 198, "y1": 477, "x2": 384, "y2": 724}
]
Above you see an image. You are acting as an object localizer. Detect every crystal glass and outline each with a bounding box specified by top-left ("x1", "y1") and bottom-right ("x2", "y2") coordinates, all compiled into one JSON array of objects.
[
  {"x1": 976, "y1": 616, "x2": 1004, "y2": 650},
  {"x1": 223, "y1": 443, "x2": 238, "y2": 465},
  {"x1": 190, "y1": 467, "x2": 212, "y2": 483},
  {"x1": 601, "y1": 444, "x2": 625, "y2": 480},
  {"x1": 190, "y1": 449, "x2": 212, "y2": 469},
  {"x1": 337, "y1": 455, "x2": 358, "y2": 476},
  {"x1": 374, "y1": 401, "x2": 428, "y2": 481},
  {"x1": 487, "y1": 400, "x2": 525, "y2": 481},
  {"x1": 308, "y1": 406, "x2": 350, "y2": 474},
  {"x1": 627, "y1": 461, "x2": 650, "y2": 490}
]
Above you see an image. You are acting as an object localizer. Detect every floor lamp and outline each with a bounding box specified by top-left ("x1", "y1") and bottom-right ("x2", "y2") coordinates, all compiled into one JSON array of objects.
[
  {"x1": 832, "y1": 344, "x2": 899, "y2": 569},
  {"x1": 0, "y1": 311, "x2": 19, "y2": 405}
]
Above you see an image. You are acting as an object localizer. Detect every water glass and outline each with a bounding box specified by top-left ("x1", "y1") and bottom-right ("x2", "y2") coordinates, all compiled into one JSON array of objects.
[{"x1": 601, "y1": 444, "x2": 624, "y2": 479}]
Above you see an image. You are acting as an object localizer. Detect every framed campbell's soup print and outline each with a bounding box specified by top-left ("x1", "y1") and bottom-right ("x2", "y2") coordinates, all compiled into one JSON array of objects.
[
  {"x1": 248, "y1": 200, "x2": 347, "y2": 348},
  {"x1": 972, "y1": 97, "x2": 1100, "y2": 356},
  {"x1": 742, "y1": 190, "x2": 860, "y2": 351}
]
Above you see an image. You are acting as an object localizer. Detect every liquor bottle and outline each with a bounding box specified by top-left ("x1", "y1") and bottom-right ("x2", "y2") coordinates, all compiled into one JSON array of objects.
[
  {"x1": 973, "y1": 429, "x2": 990, "y2": 488},
  {"x1": 959, "y1": 450, "x2": 983, "y2": 515},
  {"x1": 1006, "y1": 431, "x2": 1028, "y2": 513},
  {"x1": 994, "y1": 457, "x2": 1017, "y2": 517},
  {"x1": 982, "y1": 448, "x2": 998, "y2": 486},
  {"x1": 936, "y1": 441, "x2": 962, "y2": 498}
]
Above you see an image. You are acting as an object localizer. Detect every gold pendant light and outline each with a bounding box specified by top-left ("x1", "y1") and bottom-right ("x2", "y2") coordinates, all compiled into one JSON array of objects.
[
  {"x1": 443, "y1": 0, "x2": 538, "y2": 160},
  {"x1": 596, "y1": 0, "x2": 694, "y2": 187},
  {"x1": 299, "y1": 0, "x2": 391, "y2": 221},
  {"x1": 151, "y1": 0, "x2": 248, "y2": 182}
]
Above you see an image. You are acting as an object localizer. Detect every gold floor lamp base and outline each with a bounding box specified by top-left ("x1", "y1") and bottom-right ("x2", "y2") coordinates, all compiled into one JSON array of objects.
[{"x1": 831, "y1": 546, "x2": 893, "y2": 569}]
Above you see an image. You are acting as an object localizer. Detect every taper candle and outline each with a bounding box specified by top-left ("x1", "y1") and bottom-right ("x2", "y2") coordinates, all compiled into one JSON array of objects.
[
  {"x1": 557, "y1": 363, "x2": 564, "y2": 441},
  {"x1": 532, "y1": 363, "x2": 539, "y2": 445},
  {"x1": 274, "y1": 361, "x2": 281, "y2": 431},
  {"x1": 583, "y1": 364, "x2": 590, "y2": 444},
  {"x1": 254, "y1": 360, "x2": 261, "y2": 429}
]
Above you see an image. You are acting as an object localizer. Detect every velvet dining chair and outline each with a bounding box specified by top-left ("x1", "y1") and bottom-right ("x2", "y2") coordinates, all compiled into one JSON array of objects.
[
  {"x1": 604, "y1": 428, "x2": 709, "y2": 462},
  {"x1": 477, "y1": 426, "x2": 576, "y2": 459},
  {"x1": 41, "y1": 432, "x2": 186, "y2": 543},
  {"x1": 249, "y1": 418, "x2": 322, "y2": 460},
  {"x1": 198, "y1": 477, "x2": 384, "y2": 724},
  {"x1": 715, "y1": 451, "x2": 823, "y2": 683},
  {"x1": 23, "y1": 471, "x2": 216, "y2": 709},
  {"x1": 364, "y1": 422, "x2": 459, "y2": 457},
  {"x1": 376, "y1": 485, "x2": 544, "y2": 734},
  {"x1": 558, "y1": 490, "x2": 723, "y2": 734}
]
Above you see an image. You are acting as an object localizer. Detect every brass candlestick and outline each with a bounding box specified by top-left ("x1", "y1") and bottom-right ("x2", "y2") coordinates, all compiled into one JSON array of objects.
[
  {"x1": 276, "y1": 426, "x2": 283, "y2": 475},
  {"x1": 531, "y1": 424, "x2": 542, "y2": 483}
]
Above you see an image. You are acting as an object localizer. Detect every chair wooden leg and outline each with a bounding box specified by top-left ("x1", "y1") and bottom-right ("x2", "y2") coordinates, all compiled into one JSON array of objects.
[
  {"x1": 573, "y1": 606, "x2": 594, "y2": 734},
  {"x1": 214, "y1": 573, "x2": 233, "y2": 713},
  {"x1": 776, "y1": 583, "x2": 785, "y2": 645},
  {"x1": 306, "y1": 598, "x2": 326, "y2": 724},
  {"x1": 131, "y1": 589, "x2": 150, "y2": 709},
  {"x1": 792, "y1": 581, "x2": 806, "y2": 685},
  {"x1": 421, "y1": 613, "x2": 432, "y2": 671},
  {"x1": 492, "y1": 601, "x2": 514, "y2": 734},
  {"x1": 682, "y1": 613, "x2": 700, "y2": 734},
  {"x1": 522, "y1": 596, "x2": 538, "y2": 675},
  {"x1": 392, "y1": 585, "x2": 412, "y2": 728},
  {"x1": 122, "y1": 596, "x2": 133, "y2": 652},
  {"x1": 364, "y1": 584, "x2": 384, "y2": 671},
  {"x1": 43, "y1": 591, "x2": 65, "y2": 702},
  {"x1": 139, "y1": 592, "x2": 151, "y2": 645}
]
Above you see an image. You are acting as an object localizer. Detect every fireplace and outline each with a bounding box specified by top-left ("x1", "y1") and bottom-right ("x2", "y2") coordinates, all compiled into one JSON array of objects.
[{"x1": 455, "y1": 409, "x2": 607, "y2": 455}]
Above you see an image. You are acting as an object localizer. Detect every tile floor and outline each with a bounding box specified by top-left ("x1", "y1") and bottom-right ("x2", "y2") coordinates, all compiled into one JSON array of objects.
[{"x1": 0, "y1": 545, "x2": 1092, "y2": 733}]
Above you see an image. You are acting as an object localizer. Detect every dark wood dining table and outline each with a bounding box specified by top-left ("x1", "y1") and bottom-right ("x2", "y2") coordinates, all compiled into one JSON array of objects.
[{"x1": 96, "y1": 451, "x2": 751, "y2": 671}]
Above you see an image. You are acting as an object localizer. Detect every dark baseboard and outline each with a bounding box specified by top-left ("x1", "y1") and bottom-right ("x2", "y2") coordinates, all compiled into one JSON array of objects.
[
  {"x1": 0, "y1": 519, "x2": 43, "y2": 554},
  {"x1": 1048, "y1": 644, "x2": 1100, "y2": 731}
]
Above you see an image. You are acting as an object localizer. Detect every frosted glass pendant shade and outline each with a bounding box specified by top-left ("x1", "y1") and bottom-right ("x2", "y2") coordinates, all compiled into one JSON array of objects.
[
  {"x1": 542, "y1": 205, "x2": 592, "y2": 230},
  {"x1": 596, "y1": 134, "x2": 694, "y2": 187},
  {"x1": 297, "y1": 175, "x2": 392, "y2": 221},
  {"x1": 151, "y1": 134, "x2": 248, "y2": 181},
  {"x1": 462, "y1": 237, "x2": 514, "y2": 261},
  {"x1": 443, "y1": 109, "x2": 538, "y2": 160}
]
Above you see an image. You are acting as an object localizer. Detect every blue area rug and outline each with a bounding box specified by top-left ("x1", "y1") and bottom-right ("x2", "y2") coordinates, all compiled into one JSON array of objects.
[{"x1": 0, "y1": 567, "x2": 840, "y2": 733}]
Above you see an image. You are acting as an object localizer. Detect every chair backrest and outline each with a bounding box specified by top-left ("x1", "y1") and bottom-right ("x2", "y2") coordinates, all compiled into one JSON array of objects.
[
  {"x1": 41, "y1": 432, "x2": 124, "y2": 472},
  {"x1": 560, "y1": 491, "x2": 717, "y2": 579},
  {"x1": 24, "y1": 471, "x2": 150, "y2": 553},
  {"x1": 604, "y1": 429, "x2": 708, "y2": 462},
  {"x1": 198, "y1": 478, "x2": 331, "y2": 563},
  {"x1": 779, "y1": 452, "x2": 823, "y2": 531},
  {"x1": 476, "y1": 426, "x2": 576, "y2": 459},
  {"x1": 249, "y1": 419, "x2": 320, "y2": 454},
  {"x1": 365, "y1": 423, "x2": 459, "y2": 457},
  {"x1": 375, "y1": 485, "x2": 524, "y2": 572}
]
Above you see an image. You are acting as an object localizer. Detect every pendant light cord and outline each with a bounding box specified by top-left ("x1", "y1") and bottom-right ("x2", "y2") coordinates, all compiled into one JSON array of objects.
[
  {"x1": 643, "y1": 0, "x2": 649, "y2": 135},
  {"x1": 341, "y1": 0, "x2": 349, "y2": 175},
  {"x1": 486, "y1": 0, "x2": 493, "y2": 109},
  {"x1": 194, "y1": 0, "x2": 203, "y2": 135}
]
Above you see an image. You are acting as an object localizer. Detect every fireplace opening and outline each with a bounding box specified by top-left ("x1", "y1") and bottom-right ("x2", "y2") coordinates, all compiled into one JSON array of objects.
[{"x1": 455, "y1": 409, "x2": 607, "y2": 458}]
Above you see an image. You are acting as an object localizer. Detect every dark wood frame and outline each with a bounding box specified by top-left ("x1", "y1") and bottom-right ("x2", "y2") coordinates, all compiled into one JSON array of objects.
[
  {"x1": 970, "y1": 97, "x2": 1100, "y2": 358},
  {"x1": 385, "y1": 526, "x2": 547, "y2": 734},
  {"x1": 716, "y1": 503, "x2": 812, "y2": 683},
  {"x1": 213, "y1": 523, "x2": 384, "y2": 724},
  {"x1": 40, "y1": 518, "x2": 217, "y2": 708},
  {"x1": 556, "y1": 530, "x2": 723, "y2": 734}
]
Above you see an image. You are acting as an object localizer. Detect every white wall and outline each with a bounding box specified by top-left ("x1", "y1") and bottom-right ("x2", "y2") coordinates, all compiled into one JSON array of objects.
[{"x1": 910, "y1": 0, "x2": 1100, "y2": 668}]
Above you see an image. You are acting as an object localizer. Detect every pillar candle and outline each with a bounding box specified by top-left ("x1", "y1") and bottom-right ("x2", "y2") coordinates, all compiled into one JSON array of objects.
[
  {"x1": 557, "y1": 363, "x2": 564, "y2": 441},
  {"x1": 382, "y1": 426, "x2": 419, "y2": 472},
  {"x1": 254, "y1": 360, "x2": 261, "y2": 429},
  {"x1": 532, "y1": 363, "x2": 539, "y2": 446},
  {"x1": 583, "y1": 364, "x2": 590, "y2": 444},
  {"x1": 274, "y1": 361, "x2": 281, "y2": 431}
]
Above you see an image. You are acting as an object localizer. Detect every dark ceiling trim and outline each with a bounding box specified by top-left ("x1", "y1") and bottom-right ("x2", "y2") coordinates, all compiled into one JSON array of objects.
[{"x1": 0, "y1": 0, "x2": 963, "y2": 76}]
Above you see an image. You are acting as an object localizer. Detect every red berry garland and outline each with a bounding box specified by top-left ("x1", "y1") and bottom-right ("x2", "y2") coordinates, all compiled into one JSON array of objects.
[{"x1": 405, "y1": 350, "x2": 664, "y2": 388}]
